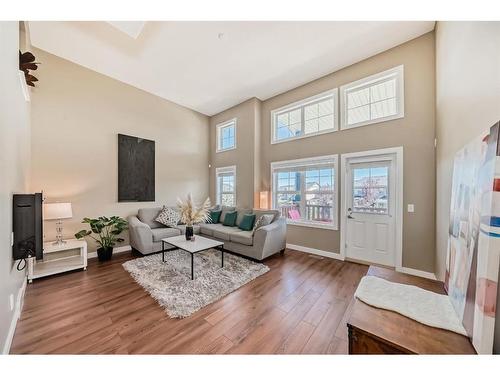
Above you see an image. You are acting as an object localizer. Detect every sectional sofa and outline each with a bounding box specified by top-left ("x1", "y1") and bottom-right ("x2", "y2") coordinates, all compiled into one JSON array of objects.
[{"x1": 128, "y1": 206, "x2": 287, "y2": 261}]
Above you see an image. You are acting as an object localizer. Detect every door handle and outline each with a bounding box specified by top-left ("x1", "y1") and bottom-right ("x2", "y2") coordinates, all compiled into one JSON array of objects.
[{"x1": 347, "y1": 208, "x2": 355, "y2": 219}]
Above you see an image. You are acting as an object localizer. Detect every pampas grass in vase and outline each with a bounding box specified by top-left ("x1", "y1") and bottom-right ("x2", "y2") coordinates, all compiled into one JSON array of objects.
[{"x1": 177, "y1": 193, "x2": 211, "y2": 240}]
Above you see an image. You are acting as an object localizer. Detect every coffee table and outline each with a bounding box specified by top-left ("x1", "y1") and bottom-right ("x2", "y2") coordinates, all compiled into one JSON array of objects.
[{"x1": 161, "y1": 235, "x2": 224, "y2": 280}]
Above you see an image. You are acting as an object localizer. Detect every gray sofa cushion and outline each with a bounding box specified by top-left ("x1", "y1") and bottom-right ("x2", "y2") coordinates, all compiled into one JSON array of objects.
[
  {"x1": 236, "y1": 208, "x2": 253, "y2": 226},
  {"x1": 230, "y1": 231, "x2": 254, "y2": 246},
  {"x1": 151, "y1": 227, "x2": 181, "y2": 242},
  {"x1": 220, "y1": 206, "x2": 236, "y2": 223},
  {"x1": 199, "y1": 223, "x2": 223, "y2": 236},
  {"x1": 211, "y1": 226, "x2": 242, "y2": 241},
  {"x1": 138, "y1": 207, "x2": 164, "y2": 229}
]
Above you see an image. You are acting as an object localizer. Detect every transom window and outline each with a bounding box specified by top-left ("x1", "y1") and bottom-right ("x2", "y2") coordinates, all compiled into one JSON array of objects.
[
  {"x1": 216, "y1": 119, "x2": 237, "y2": 152},
  {"x1": 352, "y1": 164, "x2": 389, "y2": 214},
  {"x1": 271, "y1": 89, "x2": 338, "y2": 144},
  {"x1": 216, "y1": 166, "x2": 236, "y2": 206},
  {"x1": 340, "y1": 65, "x2": 404, "y2": 130},
  {"x1": 271, "y1": 155, "x2": 338, "y2": 229}
]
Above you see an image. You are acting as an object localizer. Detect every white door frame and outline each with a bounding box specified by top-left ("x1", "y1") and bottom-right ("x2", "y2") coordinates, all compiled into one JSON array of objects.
[{"x1": 340, "y1": 146, "x2": 404, "y2": 269}]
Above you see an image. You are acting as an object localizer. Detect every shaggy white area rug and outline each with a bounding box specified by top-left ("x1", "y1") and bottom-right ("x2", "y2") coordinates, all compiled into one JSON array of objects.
[
  {"x1": 122, "y1": 249, "x2": 269, "y2": 318},
  {"x1": 355, "y1": 275, "x2": 467, "y2": 335}
]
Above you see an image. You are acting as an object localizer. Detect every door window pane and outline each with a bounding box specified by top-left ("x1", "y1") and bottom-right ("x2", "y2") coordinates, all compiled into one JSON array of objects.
[{"x1": 352, "y1": 166, "x2": 389, "y2": 213}]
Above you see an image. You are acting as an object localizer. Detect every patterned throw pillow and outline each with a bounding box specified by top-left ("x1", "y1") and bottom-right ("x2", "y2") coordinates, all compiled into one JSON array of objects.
[
  {"x1": 155, "y1": 206, "x2": 180, "y2": 227},
  {"x1": 253, "y1": 214, "x2": 274, "y2": 230}
]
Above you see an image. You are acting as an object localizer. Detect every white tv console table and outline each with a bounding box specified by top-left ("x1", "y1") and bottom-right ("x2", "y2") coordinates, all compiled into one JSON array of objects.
[{"x1": 27, "y1": 239, "x2": 87, "y2": 283}]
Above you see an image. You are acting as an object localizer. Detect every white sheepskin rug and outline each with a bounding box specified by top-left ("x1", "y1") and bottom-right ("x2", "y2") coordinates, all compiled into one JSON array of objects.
[
  {"x1": 355, "y1": 275, "x2": 467, "y2": 335},
  {"x1": 123, "y1": 249, "x2": 269, "y2": 318}
]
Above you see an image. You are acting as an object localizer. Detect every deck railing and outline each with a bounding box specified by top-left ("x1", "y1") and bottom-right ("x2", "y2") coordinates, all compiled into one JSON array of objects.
[{"x1": 279, "y1": 204, "x2": 332, "y2": 222}]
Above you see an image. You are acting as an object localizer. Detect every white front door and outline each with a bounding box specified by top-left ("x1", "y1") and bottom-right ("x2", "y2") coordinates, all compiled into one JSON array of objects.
[{"x1": 344, "y1": 155, "x2": 397, "y2": 266}]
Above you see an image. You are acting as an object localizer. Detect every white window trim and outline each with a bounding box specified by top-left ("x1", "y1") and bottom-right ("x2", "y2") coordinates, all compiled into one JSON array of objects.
[
  {"x1": 270, "y1": 155, "x2": 339, "y2": 230},
  {"x1": 340, "y1": 65, "x2": 404, "y2": 130},
  {"x1": 271, "y1": 88, "x2": 339, "y2": 145},
  {"x1": 215, "y1": 165, "x2": 236, "y2": 206},
  {"x1": 216, "y1": 118, "x2": 237, "y2": 153}
]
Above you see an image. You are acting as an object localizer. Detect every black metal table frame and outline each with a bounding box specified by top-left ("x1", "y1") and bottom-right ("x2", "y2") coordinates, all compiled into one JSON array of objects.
[{"x1": 161, "y1": 240, "x2": 224, "y2": 280}]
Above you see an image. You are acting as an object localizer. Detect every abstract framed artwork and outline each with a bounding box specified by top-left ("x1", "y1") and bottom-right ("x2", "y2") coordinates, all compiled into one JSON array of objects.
[
  {"x1": 118, "y1": 134, "x2": 155, "y2": 202},
  {"x1": 445, "y1": 121, "x2": 500, "y2": 354}
]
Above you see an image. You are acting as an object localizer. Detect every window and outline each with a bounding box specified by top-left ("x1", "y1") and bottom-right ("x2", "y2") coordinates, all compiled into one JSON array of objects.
[
  {"x1": 216, "y1": 166, "x2": 236, "y2": 206},
  {"x1": 351, "y1": 163, "x2": 389, "y2": 214},
  {"x1": 271, "y1": 89, "x2": 338, "y2": 144},
  {"x1": 340, "y1": 65, "x2": 404, "y2": 130},
  {"x1": 216, "y1": 119, "x2": 237, "y2": 152},
  {"x1": 271, "y1": 155, "x2": 338, "y2": 229}
]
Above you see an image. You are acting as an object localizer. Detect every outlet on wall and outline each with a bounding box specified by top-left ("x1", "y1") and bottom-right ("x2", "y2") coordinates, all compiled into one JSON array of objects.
[{"x1": 9, "y1": 294, "x2": 14, "y2": 311}]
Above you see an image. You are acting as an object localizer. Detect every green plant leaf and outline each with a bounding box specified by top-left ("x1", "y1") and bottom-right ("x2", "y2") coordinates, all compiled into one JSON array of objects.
[{"x1": 74, "y1": 229, "x2": 91, "y2": 239}]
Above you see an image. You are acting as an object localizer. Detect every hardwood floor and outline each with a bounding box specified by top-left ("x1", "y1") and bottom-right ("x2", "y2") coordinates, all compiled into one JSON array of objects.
[{"x1": 10, "y1": 249, "x2": 368, "y2": 354}]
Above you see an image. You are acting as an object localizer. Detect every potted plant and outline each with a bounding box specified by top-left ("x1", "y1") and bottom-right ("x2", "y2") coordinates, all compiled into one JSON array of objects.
[
  {"x1": 75, "y1": 216, "x2": 128, "y2": 261},
  {"x1": 177, "y1": 194, "x2": 211, "y2": 240}
]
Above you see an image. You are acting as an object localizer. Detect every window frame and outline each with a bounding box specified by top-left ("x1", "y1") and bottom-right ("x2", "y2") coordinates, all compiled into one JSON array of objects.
[
  {"x1": 215, "y1": 165, "x2": 236, "y2": 206},
  {"x1": 216, "y1": 118, "x2": 237, "y2": 153},
  {"x1": 270, "y1": 155, "x2": 339, "y2": 230},
  {"x1": 271, "y1": 89, "x2": 339, "y2": 145},
  {"x1": 340, "y1": 65, "x2": 404, "y2": 130}
]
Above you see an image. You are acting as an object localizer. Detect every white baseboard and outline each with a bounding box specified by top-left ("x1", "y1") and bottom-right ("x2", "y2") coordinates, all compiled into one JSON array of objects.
[
  {"x1": 87, "y1": 245, "x2": 132, "y2": 259},
  {"x1": 2, "y1": 277, "x2": 27, "y2": 354},
  {"x1": 287, "y1": 243, "x2": 437, "y2": 280},
  {"x1": 286, "y1": 243, "x2": 344, "y2": 260},
  {"x1": 396, "y1": 266, "x2": 437, "y2": 280}
]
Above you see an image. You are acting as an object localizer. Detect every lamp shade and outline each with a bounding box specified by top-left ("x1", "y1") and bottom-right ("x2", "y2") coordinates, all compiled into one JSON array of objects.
[
  {"x1": 259, "y1": 191, "x2": 269, "y2": 209},
  {"x1": 44, "y1": 202, "x2": 73, "y2": 220}
]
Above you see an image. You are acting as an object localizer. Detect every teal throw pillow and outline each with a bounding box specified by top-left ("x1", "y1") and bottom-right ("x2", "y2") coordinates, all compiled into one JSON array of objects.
[
  {"x1": 223, "y1": 211, "x2": 238, "y2": 227},
  {"x1": 238, "y1": 214, "x2": 256, "y2": 231},
  {"x1": 209, "y1": 210, "x2": 221, "y2": 223}
]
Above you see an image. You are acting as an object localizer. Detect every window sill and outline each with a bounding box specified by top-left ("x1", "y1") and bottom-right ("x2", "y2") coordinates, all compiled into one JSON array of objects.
[
  {"x1": 286, "y1": 220, "x2": 338, "y2": 231},
  {"x1": 216, "y1": 146, "x2": 236, "y2": 153}
]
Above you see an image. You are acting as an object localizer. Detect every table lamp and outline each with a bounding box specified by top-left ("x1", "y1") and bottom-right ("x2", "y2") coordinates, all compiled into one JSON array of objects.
[{"x1": 43, "y1": 202, "x2": 73, "y2": 245}]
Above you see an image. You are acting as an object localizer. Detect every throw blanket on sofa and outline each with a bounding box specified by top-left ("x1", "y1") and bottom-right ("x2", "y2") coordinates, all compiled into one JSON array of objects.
[{"x1": 354, "y1": 275, "x2": 467, "y2": 336}]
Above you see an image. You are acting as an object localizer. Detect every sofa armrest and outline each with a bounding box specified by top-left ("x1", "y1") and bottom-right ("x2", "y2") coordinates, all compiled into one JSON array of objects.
[
  {"x1": 253, "y1": 217, "x2": 287, "y2": 259},
  {"x1": 128, "y1": 215, "x2": 153, "y2": 254}
]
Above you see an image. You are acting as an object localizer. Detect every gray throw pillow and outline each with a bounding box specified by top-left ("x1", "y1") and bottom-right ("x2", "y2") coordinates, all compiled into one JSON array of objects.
[
  {"x1": 253, "y1": 214, "x2": 274, "y2": 230},
  {"x1": 155, "y1": 206, "x2": 180, "y2": 227}
]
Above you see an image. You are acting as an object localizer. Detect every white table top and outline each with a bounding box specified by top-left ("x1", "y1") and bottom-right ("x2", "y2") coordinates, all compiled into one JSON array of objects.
[{"x1": 161, "y1": 235, "x2": 223, "y2": 253}]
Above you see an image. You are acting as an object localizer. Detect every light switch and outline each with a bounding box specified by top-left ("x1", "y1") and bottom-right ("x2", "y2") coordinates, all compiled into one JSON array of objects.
[{"x1": 407, "y1": 204, "x2": 415, "y2": 213}]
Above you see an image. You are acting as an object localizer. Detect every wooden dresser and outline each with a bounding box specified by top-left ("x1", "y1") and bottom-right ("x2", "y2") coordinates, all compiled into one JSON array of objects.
[{"x1": 347, "y1": 266, "x2": 476, "y2": 354}]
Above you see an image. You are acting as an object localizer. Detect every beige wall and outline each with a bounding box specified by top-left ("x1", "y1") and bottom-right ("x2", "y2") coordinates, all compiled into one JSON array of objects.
[
  {"x1": 210, "y1": 32, "x2": 436, "y2": 272},
  {"x1": 30, "y1": 48, "x2": 210, "y2": 254},
  {"x1": 209, "y1": 98, "x2": 262, "y2": 208},
  {"x1": 435, "y1": 22, "x2": 500, "y2": 281},
  {"x1": 0, "y1": 22, "x2": 31, "y2": 352},
  {"x1": 261, "y1": 32, "x2": 436, "y2": 272}
]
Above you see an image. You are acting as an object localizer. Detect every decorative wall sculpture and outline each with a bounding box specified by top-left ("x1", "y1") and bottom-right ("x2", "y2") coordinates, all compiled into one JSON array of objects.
[{"x1": 118, "y1": 134, "x2": 155, "y2": 202}]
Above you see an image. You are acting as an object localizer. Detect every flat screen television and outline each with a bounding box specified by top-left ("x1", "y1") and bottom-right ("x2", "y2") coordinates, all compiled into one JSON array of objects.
[{"x1": 12, "y1": 193, "x2": 43, "y2": 260}]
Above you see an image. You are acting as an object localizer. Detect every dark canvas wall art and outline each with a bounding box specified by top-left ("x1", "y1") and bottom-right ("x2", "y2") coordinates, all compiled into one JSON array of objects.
[{"x1": 118, "y1": 134, "x2": 155, "y2": 202}]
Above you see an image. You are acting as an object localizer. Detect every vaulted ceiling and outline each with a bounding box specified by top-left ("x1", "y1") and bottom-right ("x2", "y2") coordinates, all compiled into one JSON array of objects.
[{"x1": 28, "y1": 21, "x2": 435, "y2": 116}]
